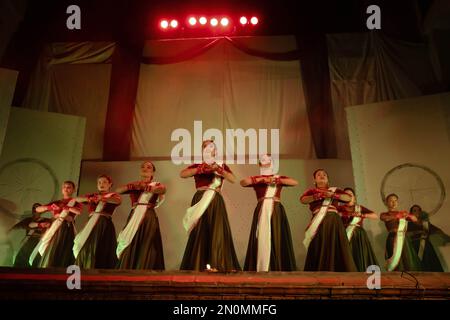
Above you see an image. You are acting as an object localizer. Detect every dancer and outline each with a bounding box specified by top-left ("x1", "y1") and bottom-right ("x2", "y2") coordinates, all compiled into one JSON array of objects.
[
  {"x1": 179, "y1": 140, "x2": 240, "y2": 271},
  {"x1": 380, "y1": 194, "x2": 422, "y2": 271},
  {"x1": 11, "y1": 203, "x2": 52, "y2": 267},
  {"x1": 29, "y1": 181, "x2": 81, "y2": 268},
  {"x1": 337, "y1": 188, "x2": 379, "y2": 272},
  {"x1": 115, "y1": 161, "x2": 166, "y2": 270},
  {"x1": 300, "y1": 169, "x2": 356, "y2": 271},
  {"x1": 73, "y1": 175, "x2": 121, "y2": 269},
  {"x1": 407, "y1": 204, "x2": 446, "y2": 272},
  {"x1": 241, "y1": 154, "x2": 297, "y2": 271}
]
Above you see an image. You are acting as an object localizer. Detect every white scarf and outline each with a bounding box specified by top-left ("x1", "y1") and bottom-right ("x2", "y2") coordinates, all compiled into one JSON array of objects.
[
  {"x1": 303, "y1": 187, "x2": 337, "y2": 249},
  {"x1": 73, "y1": 193, "x2": 115, "y2": 259},
  {"x1": 116, "y1": 182, "x2": 163, "y2": 258},
  {"x1": 29, "y1": 199, "x2": 76, "y2": 266},
  {"x1": 256, "y1": 176, "x2": 279, "y2": 272},
  {"x1": 346, "y1": 205, "x2": 362, "y2": 241},
  {"x1": 386, "y1": 217, "x2": 408, "y2": 271},
  {"x1": 183, "y1": 173, "x2": 222, "y2": 233}
]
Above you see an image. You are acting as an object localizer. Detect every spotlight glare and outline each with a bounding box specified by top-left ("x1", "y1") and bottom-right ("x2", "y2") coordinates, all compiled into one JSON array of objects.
[
  {"x1": 250, "y1": 17, "x2": 258, "y2": 25},
  {"x1": 239, "y1": 16, "x2": 247, "y2": 25},
  {"x1": 199, "y1": 17, "x2": 207, "y2": 25},
  {"x1": 188, "y1": 17, "x2": 197, "y2": 26},
  {"x1": 160, "y1": 20, "x2": 169, "y2": 29},
  {"x1": 210, "y1": 18, "x2": 218, "y2": 27},
  {"x1": 170, "y1": 19, "x2": 178, "y2": 28},
  {"x1": 220, "y1": 17, "x2": 229, "y2": 27}
]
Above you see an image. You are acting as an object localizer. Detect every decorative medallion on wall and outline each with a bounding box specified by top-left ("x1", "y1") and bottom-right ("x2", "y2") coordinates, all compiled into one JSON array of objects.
[
  {"x1": 0, "y1": 158, "x2": 58, "y2": 219},
  {"x1": 380, "y1": 163, "x2": 445, "y2": 215}
]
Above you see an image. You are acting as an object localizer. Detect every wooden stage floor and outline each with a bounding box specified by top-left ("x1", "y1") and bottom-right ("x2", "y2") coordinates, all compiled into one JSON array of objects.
[{"x1": 0, "y1": 267, "x2": 449, "y2": 300}]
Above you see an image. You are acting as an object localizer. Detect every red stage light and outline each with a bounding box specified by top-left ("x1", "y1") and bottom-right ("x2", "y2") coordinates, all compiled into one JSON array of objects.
[
  {"x1": 160, "y1": 20, "x2": 169, "y2": 29},
  {"x1": 188, "y1": 17, "x2": 197, "y2": 26},
  {"x1": 220, "y1": 17, "x2": 229, "y2": 27},
  {"x1": 250, "y1": 17, "x2": 258, "y2": 25},
  {"x1": 199, "y1": 17, "x2": 207, "y2": 25},
  {"x1": 239, "y1": 16, "x2": 248, "y2": 25},
  {"x1": 170, "y1": 19, "x2": 178, "y2": 28},
  {"x1": 210, "y1": 18, "x2": 218, "y2": 27}
]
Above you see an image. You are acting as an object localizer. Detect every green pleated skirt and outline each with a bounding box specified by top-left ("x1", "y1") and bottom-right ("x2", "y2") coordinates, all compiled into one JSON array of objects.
[
  {"x1": 14, "y1": 236, "x2": 41, "y2": 268},
  {"x1": 244, "y1": 202, "x2": 297, "y2": 271},
  {"x1": 75, "y1": 216, "x2": 117, "y2": 269},
  {"x1": 180, "y1": 190, "x2": 241, "y2": 271},
  {"x1": 385, "y1": 232, "x2": 422, "y2": 271},
  {"x1": 349, "y1": 226, "x2": 379, "y2": 272},
  {"x1": 304, "y1": 212, "x2": 357, "y2": 272},
  {"x1": 39, "y1": 222, "x2": 75, "y2": 268},
  {"x1": 117, "y1": 208, "x2": 165, "y2": 270},
  {"x1": 410, "y1": 237, "x2": 443, "y2": 272}
]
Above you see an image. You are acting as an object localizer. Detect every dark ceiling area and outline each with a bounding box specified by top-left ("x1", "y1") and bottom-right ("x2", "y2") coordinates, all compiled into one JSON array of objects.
[{"x1": 4, "y1": 0, "x2": 435, "y2": 43}]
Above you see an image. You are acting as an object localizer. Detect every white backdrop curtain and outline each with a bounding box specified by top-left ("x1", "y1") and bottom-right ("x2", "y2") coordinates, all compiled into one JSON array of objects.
[{"x1": 131, "y1": 36, "x2": 315, "y2": 160}]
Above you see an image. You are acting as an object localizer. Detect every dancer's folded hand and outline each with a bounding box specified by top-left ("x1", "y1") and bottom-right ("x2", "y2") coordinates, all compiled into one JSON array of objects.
[
  {"x1": 137, "y1": 182, "x2": 149, "y2": 190},
  {"x1": 261, "y1": 177, "x2": 271, "y2": 184},
  {"x1": 48, "y1": 203, "x2": 60, "y2": 212},
  {"x1": 320, "y1": 190, "x2": 334, "y2": 198},
  {"x1": 39, "y1": 222, "x2": 51, "y2": 228},
  {"x1": 215, "y1": 165, "x2": 225, "y2": 175},
  {"x1": 312, "y1": 191, "x2": 323, "y2": 201},
  {"x1": 198, "y1": 163, "x2": 213, "y2": 174},
  {"x1": 396, "y1": 211, "x2": 408, "y2": 219},
  {"x1": 88, "y1": 194, "x2": 100, "y2": 203}
]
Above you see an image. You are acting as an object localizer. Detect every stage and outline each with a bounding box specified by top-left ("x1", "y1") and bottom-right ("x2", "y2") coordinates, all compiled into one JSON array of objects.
[{"x1": 0, "y1": 267, "x2": 449, "y2": 300}]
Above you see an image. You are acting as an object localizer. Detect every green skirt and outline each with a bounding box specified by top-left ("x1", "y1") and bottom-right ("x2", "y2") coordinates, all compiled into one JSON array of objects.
[
  {"x1": 180, "y1": 190, "x2": 241, "y2": 271},
  {"x1": 385, "y1": 233, "x2": 422, "y2": 271},
  {"x1": 304, "y1": 212, "x2": 357, "y2": 272},
  {"x1": 39, "y1": 222, "x2": 75, "y2": 268},
  {"x1": 410, "y1": 237, "x2": 443, "y2": 272},
  {"x1": 75, "y1": 216, "x2": 117, "y2": 269},
  {"x1": 117, "y1": 208, "x2": 165, "y2": 270},
  {"x1": 14, "y1": 236, "x2": 41, "y2": 268},
  {"x1": 244, "y1": 202, "x2": 297, "y2": 271},
  {"x1": 349, "y1": 227, "x2": 379, "y2": 272}
]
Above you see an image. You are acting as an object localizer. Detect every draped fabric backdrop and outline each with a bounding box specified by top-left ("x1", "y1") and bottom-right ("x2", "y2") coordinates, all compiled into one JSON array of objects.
[
  {"x1": 22, "y1": 42, "x2": 115, "y2": 159},
  {"x1": 18, "y1": 33, "x2": 446, "y2": 162},
  {"x1": 132, "y1": 36, "x2": 314, "y2": 160},
  {"x1": 328, "y1": 32, "x2": 441, "y2": 159}
]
